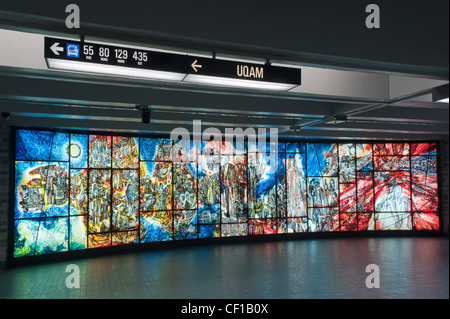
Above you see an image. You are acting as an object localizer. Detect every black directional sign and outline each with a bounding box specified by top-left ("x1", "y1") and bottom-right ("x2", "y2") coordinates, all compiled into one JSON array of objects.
[{"x1": 44, "y1": 37, "x2": 301, "y2": 86}]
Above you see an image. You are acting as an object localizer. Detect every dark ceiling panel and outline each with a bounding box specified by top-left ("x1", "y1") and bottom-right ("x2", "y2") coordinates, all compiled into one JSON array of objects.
[{"x1": 0, "y1": 0, "x2": 448, "y2": 76}]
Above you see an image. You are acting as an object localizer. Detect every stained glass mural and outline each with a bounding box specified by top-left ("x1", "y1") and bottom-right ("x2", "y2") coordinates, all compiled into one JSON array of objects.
[{"x1": 11, "y1": 128, "x2": 441, "y2": 259}]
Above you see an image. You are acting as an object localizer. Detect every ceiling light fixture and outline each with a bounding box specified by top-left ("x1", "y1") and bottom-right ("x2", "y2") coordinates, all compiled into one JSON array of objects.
[
  {"x1": 46, "y1": 59, "x2": 186, "y2": 82},
  {"x1": 183, "y1": 74, "x2": 298, "y2": 91}
]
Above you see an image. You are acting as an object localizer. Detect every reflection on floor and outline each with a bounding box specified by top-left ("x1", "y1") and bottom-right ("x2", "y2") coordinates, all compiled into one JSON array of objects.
[{"x1": 0, "y1": 237, "x2": 448, "y2": 299}]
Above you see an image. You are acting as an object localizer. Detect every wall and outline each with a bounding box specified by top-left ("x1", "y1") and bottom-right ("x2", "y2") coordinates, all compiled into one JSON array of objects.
[
  {"x1": 440, "y1": 138, "x2": 449, "y2": 234},
  {"x1": 0, "y1": 123, "x2": 10, "y2": 262}
]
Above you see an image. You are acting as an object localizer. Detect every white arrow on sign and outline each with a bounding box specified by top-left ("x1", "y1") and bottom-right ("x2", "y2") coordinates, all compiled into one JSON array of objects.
[
  {"x1": 50, "y1": 42, "x2": 64, "y2": 55},
  {"x1": 191, "y1": 60, "x2": 202, "y2": 72}
]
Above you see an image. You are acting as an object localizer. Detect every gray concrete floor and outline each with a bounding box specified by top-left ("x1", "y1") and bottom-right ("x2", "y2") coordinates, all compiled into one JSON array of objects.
[{"x1": 0, "y1": 237, "x2": 448, "y2": 299}]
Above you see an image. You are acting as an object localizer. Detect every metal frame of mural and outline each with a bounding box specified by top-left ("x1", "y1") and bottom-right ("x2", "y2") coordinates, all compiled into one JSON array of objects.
[{"x1": 9, "y1": 128, "x2": 442, "y2": 261}]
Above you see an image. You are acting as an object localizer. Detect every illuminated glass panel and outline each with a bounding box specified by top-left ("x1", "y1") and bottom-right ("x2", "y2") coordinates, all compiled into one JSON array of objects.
[
  {"x1": 14, "y1": 217, "x2": 69, "y2": 257},
  {"x1": 249, "y1": 219, "x2": 277, "y2": 235},
  {"x1": 140, "y1": 138, "x2": 173, "y2": 161},
  {"x1": 357, "y1": 172, "x2": 374, "y2": 212},
  {"x1": 70, "y1": 134, "x2": 88, "y2": 168},
  {"x1": 89, "y1": 135, "x2": 111, "y2": 168},
  {"x1": 307, "y1": 143, "x2": 338, "y2": 176},
  {"x1": 285, "y1": 142, "x2": 306, "y2": 154},
  {"x1": 70, "y1": 169, "x2": 87, "y2": 215},
  {"x1": 307, "y1": 177, "x2": 338, "y2": 207},
  {"x1": 140, "y1": 211, "x2": 173, "y2": 242},
  {"x1": 112, "y1": 231, "x2": 139, "y2": 246},
  {"x1": 88, "y1": 169, "x2": 111, "y2": 233},
  {"x1": 356, "y1": 144, "x2": 373, "y2": 171},
  {"x1": 413, "y1": 212, "x2": 440, "y2": 230},
  {"x1": 69, "y1": 215, "x2": 87, "y2": 250},
  {"x1": 220, "y1": 155, "x2": 247, "y2": 223},
  {"x1": 374, "y1": 156, "x2": 410, "y2": 171},
  {"x1": 339, "y1": 144, "x2": 355, "y2": 183},
  {"x1": 34, "y1": 217, "x2": 69, "y2": 254},
  {"x1": 140, "y1": 162, "x2": 172, "y2": 211},
  {"x1": 411, "y1": 143, "x2": 437, "y2": 156},
  {"x1": 276, "y1": 152, "x2": 287, "y2": 218},
  {"x1": 11, "y1": 129, "x2": 442, "y2": 259},
  {"x1": 374, "y1": 143, "x2": 410, "y2": 156},
  {"x1": 374, "y1": 171, "x2": 411, "y2": 212},
  {"x1": 374, "y1": 213, "x2": 412, "y2": 230},
  {"x1": 14, "y1": 219, "x2": 40, "y2": 257},
  {"x1": 112, "y1": 170, "x2": 139, "y2": 231},
  {"x1": 286, "y1": 154, "x2": 307, "y2": 217},
  {"x1": 112, "y1": 136, "x2": 139, "y2": 169},
  {"x1": 88, "y1": 233, "x2": 111, "y2": 248},
  {"x1": 308, "y1": 207, "x2": 339, "y2": 232},
  {"x1": 15, "y1": 161, "x2": 69, "y2": 219},
  {"x1": 198, "y1": 224, "x2": 221, "y2": 238},
  {"x1": 174, "y1": 210, "x2": 198, "y2": 240},
  {"x1": 340, "y1": 213, "x2": 358, "y2": 231},
  {"x1": 173, "y1": 163, "x2": 197, "y2": 210},
  {"x1": 248, "y1": 153, "x2": 277, "y2": 218},
  {"x1": 411, "y1": 156, "x2": 438, "y2": 212},
  {"x1": 286, "y1": 218, "x2": 308, "y2": 233},
  {"x1": 340, "y1": 183, "x2": 357, "y2": 213},
  {"x1": 198, "y1": 157, "x2": 220, "y2": 226},
  {"x1": 358, "y1": 213, "x2": 375, "y2": 230},
  {"x1": 221, "y1": 223, "x2": 248, "y2": 237}
]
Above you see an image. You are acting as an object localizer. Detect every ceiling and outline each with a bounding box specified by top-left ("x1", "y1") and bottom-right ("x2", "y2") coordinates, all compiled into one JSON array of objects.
[{"x1": 0, "y1": 0, "x2": 448, "y2": 140}]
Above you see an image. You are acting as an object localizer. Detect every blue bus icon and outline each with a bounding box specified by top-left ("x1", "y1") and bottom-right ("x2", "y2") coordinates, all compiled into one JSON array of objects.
[{"x1": 66, "y1": 44, "x2": 80, "y2": 58}]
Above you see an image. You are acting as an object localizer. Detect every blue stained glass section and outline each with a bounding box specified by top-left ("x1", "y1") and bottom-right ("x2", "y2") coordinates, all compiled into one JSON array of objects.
[
  {"x1": 50, "y1": 132, "x2": 70, "y2": 161},
  {"x1": 16, "y1": 130, "x2": 53, "y2": 160},
  {"x1": 140, "y1": 138, "x2": 173, "y2": 161},
  {"x1": 14, "y1": 219, "x2": 40, "y2": 257},
  {"x1": 198, "y1": 224, "x2": 218, "y2": 238},
  {"x1": 35, "y1": 217, "x2": 69, "y2": 255},
  {"x1": 286, "y1": 142, "x2": 306, "y2": 154},
  {"x1": 70, "y1": 134, "x2": 88, "y2": 168},
  {"x1": 307, "y1": 143, "x2": 338, "y2": 176}
]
